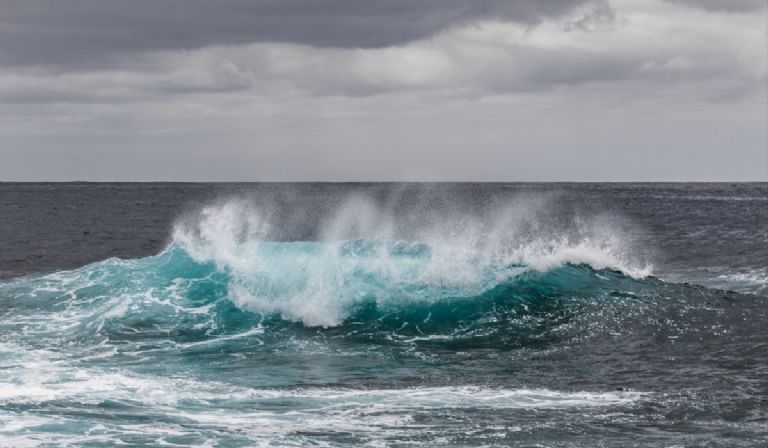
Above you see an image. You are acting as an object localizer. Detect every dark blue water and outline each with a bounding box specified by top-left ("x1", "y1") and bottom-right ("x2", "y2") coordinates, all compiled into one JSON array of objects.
[{"x1": 0, "y1": 183, "x2": 766, "y2": 447}]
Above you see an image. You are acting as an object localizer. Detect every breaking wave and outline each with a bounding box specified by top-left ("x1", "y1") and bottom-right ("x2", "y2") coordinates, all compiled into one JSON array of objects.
[
  {"x1": 0, "y1": 194, "x2": 662, "y2": 334},
  {"x1": 10, "y1": 192, "x2": 756, "y2": 361}
]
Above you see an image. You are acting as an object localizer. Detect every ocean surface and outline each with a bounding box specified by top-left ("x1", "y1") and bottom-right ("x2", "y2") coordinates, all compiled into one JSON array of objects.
[{"x1": 0, "y1": 182, "x2": 766, "y2": 447}]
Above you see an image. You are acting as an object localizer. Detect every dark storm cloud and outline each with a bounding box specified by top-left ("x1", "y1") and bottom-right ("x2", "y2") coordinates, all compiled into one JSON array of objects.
[
  {"x1": 0, "y1": 0, "x2": 765, "y2": 181},
  {"x1": 0, "y1": 0, "x2": 590, "y2": 68}
]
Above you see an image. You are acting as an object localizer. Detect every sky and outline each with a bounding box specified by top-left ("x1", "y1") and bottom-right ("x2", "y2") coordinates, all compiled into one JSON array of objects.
[{"x1": 0, "y1": 0, "x2": 766, "y2": 181}]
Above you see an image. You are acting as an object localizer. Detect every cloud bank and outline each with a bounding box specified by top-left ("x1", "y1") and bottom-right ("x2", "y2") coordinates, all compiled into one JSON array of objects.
[{"x1": 0, "y1": 0, "x2": 765, "y2": 180}]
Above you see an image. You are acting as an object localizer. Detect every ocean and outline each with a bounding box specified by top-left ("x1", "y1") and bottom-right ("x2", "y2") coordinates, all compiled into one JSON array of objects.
[{"x1": 0, "y1": 182, "x2": 766, "y2": 447}]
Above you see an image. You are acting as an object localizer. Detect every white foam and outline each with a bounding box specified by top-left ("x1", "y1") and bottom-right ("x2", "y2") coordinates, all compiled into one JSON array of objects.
[
  {"x1": 0, "y1": 342, "x2": 648, "y2": 446},
  {"x1": 0, "y1": 341, "x2": 645, "y2": 408},
  {"x1": 715, "y1": 267, "x2": 768, "y2": 294}
]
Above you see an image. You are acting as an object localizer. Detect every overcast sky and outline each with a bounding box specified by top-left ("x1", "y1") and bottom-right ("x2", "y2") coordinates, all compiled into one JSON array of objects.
[{"x1": 1, "y1": 0, "x2": 766, "y2": 181}]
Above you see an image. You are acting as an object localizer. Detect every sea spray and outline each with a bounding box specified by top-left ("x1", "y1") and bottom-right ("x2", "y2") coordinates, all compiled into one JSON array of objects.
[{"x1": 170, "y1": 193, "x2": 651, "y2": 325}]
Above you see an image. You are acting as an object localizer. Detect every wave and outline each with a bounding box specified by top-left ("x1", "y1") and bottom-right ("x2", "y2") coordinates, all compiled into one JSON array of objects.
[
  {"x1": 0, "y1": 242, "x2": 733, "y2": 358},
  {"x1": 169, "y1": 197, "x2": 653, "y2": 325},
  {"x1": 0, "y1": 243, "x2": 640, "y2": 331},
  {"x1": 1, "y1": 195, "x2": 751, "y2": 351}
]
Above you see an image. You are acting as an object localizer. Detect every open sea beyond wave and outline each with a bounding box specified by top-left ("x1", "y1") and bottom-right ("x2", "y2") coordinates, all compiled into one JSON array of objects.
[{"x1": 0, "y1": 183, "x2": 766, "y2": 447}]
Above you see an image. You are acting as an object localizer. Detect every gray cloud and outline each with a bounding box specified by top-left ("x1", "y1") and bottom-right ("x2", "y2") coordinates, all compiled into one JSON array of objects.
[
  {"x1": 0, "y1": 0, "x2": 591, "y2": 68},
  {"x1": 0, "y1": 0, "x2": 765, "y2": 181},
  {"x1": 0, "y1": 0, "x2": 763, "y2": 108},
  {"x1": 664, "y1": 0, "x2": 766, "y2": 12}
]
